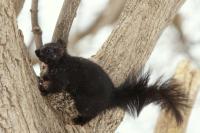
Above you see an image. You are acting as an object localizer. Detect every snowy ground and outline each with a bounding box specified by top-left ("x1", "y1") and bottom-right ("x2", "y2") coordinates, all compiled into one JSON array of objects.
[{"x1": 17, "y1": 0, "x2": 200, "y2": 132}]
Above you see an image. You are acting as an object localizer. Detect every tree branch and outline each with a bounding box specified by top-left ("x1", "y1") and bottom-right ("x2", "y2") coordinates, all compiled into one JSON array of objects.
[
  {"x1": 155, "y1": 60, "x2": 200, "y2": 133},
  {"x1": 52, "y1": 0, "x2": 80, "y2": 44},
  {"x1": 30, "y1": 0, "x2": 43, "y2": 49},
  {"x1": 94, "y1": 0, "x2": 185, "y2": 83}
]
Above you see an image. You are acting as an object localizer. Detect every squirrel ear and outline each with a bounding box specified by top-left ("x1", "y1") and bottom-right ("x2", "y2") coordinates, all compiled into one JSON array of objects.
[{"x1": 57, "y1": 39, "x2": 66, "y2": 48}]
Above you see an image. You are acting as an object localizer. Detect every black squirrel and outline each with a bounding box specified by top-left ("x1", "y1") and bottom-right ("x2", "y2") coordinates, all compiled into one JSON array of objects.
[{"x1": 35, "y1": 39, "x2": 188, "y2": 125}]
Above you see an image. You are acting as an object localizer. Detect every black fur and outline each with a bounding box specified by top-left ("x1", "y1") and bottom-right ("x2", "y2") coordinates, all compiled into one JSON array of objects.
[{"x1": 35, "y1": 40, "x2": 188, "y2": 125}]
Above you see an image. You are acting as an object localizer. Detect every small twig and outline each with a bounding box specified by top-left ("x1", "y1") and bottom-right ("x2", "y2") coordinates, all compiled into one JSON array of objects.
[
  {"x1": 30, "y1": 0, "x2": 43, "y2": 49},
  {"x1": 52, "y1": 0, "x2": 80, "y2": 45}
]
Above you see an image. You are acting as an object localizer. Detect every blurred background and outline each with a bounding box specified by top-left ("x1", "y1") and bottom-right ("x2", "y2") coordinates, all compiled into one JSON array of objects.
[{"x1": 17, "y1": 0, "x2": 200, "y2": 132}]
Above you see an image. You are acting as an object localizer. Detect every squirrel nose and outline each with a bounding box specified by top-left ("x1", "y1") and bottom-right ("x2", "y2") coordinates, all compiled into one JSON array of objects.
[{"x1": 35, "y1": 49, "x2": 40, "y2": 57}]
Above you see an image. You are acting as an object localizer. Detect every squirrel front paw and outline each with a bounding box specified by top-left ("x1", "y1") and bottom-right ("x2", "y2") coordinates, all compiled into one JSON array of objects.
[{"x1": 37, "y1": 76, "x2": 49, "y2": 96}]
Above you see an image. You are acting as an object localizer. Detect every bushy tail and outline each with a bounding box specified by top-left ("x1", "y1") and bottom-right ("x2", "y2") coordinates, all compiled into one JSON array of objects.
[{"x1": 112, "y1": 73, "x2": 188, "y2": 125}]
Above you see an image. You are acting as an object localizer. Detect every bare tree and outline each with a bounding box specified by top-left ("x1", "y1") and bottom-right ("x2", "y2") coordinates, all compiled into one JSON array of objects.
[{"x1": 0, "y1": 0, "x2": 185, "y2": 133}]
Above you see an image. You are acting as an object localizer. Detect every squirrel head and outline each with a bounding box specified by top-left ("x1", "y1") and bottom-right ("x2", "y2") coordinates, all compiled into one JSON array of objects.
[{"x1": 35, "y1": 39, "x2": 66, "y2": 64}]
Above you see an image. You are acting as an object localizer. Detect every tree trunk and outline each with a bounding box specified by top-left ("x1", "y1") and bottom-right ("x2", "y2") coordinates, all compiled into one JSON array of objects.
[
  {"x1": 0, "y1": 0, "x2": 66, "y2": 132},
  {"x1": 0, "y1": 0, "x2": 185, "y2": 133}
]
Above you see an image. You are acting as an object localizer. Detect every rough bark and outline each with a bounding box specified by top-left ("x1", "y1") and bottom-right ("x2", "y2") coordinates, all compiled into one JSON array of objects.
[
  {"x1": 0, "y1": 0, "x2": 66, "y2": 132},
  {"x1": 154, "y1": 60, "x2": 200, "y2": 133},
  {"x1": 47, "y1": 0, "x2": 186, "y2": 133}
]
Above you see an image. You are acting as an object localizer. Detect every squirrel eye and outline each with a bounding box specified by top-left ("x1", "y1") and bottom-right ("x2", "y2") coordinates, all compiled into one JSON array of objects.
[{"x1": 46, "y1": 49, "x2": 53, "y2": 53}]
